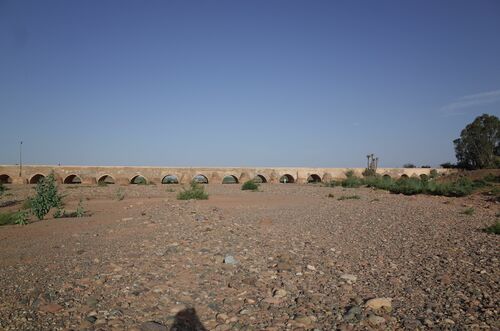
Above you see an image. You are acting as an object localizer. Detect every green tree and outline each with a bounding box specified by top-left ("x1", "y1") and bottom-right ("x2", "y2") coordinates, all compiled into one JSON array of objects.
[{"x1": 454, "y1": 114, "x2": 499, "y2": 169}]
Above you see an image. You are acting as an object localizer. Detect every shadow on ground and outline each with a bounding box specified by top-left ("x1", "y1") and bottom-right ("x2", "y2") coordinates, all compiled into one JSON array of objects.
[{"x1": 170, "y1": 308, "x2": 207, "y2": 331}]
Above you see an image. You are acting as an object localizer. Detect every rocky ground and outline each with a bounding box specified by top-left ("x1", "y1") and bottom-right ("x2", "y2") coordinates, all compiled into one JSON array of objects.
[{"x1": 0, "y1": 183, "x2": 498, "y2": 330}]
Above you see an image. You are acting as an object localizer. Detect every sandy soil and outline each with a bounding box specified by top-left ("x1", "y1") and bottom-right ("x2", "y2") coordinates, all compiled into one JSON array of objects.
[{"x1": 0, "y1": 183, "x2": 498, "y2": 330}]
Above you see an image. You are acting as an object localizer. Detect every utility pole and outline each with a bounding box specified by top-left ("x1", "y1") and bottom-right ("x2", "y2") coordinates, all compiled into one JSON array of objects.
[{"x1": 19, "y1": 141, "x2": 23, "y2": 177}]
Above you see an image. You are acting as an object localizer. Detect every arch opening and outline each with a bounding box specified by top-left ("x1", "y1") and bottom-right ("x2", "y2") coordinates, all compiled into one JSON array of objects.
[
  {"x1": 162, "y1": 175, "x2": 179, "y2": 184},
  {"x1": 98, "y1": 175, "x2": 115, "y2": 185},
  {"x1": 382, "y1": 174, "x2": 392, "y2": 180},
  {"x1": 0, "y1": 174, "x2": 12, "y2": 184},
  {"x1": 253, "y1": 174, "x2": 267, "y2": 183},
  {"x1": 307, "y1": 174, "x2": 322, "y2": 183},
  {"x1": 222, "y1": 175, "x2": 238, "y2": 184},
  {"x1": 193, "y1": 174, "x2": 208, "y2": 184},
  {"x1": 400, "y1": 174, "x2": 409, "y2": 179},
  {"x1": 29, "y1": 174, "x2": 45, "y2": 184},
  {"x1": 64, "y1": 174, "x2": 82, "y2": 184},
  {"x1": 131, "y1": 175, "x2": 147, "y2": 185},
  {"x1": 279, "y1": 174, "x2": 295, "y2": 184}
]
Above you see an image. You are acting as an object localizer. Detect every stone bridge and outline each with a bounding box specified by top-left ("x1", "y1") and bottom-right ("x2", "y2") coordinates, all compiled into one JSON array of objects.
[{"x1": 0, "y1": 165, "x2": 452, "y2": 185}]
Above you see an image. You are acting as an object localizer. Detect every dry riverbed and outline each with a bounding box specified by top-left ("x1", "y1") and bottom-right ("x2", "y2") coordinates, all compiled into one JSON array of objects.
[{"x1": 0, "y1": 183, "x2": 498, "y2": 330}]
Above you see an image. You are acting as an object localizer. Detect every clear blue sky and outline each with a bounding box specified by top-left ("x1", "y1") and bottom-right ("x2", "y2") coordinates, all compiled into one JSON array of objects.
[{"x1": 1, "y1": 0, "x2": 499, "y2": 167}]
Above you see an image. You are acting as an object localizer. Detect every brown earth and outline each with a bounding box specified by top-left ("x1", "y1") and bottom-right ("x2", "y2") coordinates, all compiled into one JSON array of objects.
[{"x1": 0, "y1": 183, "x2": 498, "y2": 330}]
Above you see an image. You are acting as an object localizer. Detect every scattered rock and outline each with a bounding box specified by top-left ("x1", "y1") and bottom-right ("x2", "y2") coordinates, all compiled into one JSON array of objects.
[
  {"x1": 365, "y1": 297, "x2": 392, "y2": 311},
  {"x1": 340, "y1": 274, "x2": 357, "y2": 283},
  {"x1": 38, "y1": 303, "x2": 63, "y2": 313},
  {"x1": 223, "y1": 255, "x2": 238, "y2": 265},
  {"x1": 139, "y1": 321, "x2": 168, "y2": 331}
]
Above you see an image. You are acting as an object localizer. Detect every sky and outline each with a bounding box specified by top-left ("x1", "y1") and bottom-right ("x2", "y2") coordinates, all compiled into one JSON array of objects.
[{"x1": 1, "y1": 0, "x2": 499, "y2": 168}]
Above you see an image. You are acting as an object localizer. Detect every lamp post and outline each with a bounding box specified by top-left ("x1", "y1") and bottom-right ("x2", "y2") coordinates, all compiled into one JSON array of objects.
[{"x1": 19, "y1": 141, "x2": 23, "y2": 177}]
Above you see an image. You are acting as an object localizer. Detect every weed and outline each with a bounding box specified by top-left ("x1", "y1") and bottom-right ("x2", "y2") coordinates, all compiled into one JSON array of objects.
[
  {"x1": 341, "y1": 172, "x2": 363, "y2": 188},
  {"x1": 21, "y1": 199, "x2": 32, "y2": 210},
  {"x1": 429, "y1": 169, "x2": 438, "y2": 179},
  {"x1": 337, "y1": 195, "x2": 360, "y2": 201},
  {"x1": 116, "y1": 189, "x2": 125, "y2": 201},
  {"x1": 30, "y1": 173, "x2": 62, "y2": 220},
  {"x1": 177, "y1": 181, "x2": 209, "y2": 200},
  {"x1": 483, "y1": 221, "x2": 500, "y2": 235},
  {"x1": 327, "y1": 193, "x2": 335, "y2": 198},
  {"x1": 13, "y1": 210, "x2": 29, "y2": 225},
  {"x1": 0, "y1": 211, "x2": 29, "y2": 226},
  {"x1": 460, "y1": 207, "x2": 475, "y2": 216},
  {"x1": 242, "y1": 180, "x2": 259, "y2": 191},
  {"x1": 76, "y1": 199, "x2": 85, "y2": 217}
]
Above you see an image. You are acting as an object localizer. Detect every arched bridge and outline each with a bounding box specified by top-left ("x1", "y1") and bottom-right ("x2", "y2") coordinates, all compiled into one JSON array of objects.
[{"x1": 0, "y1": 165, "x2": 452, "y2": 185}]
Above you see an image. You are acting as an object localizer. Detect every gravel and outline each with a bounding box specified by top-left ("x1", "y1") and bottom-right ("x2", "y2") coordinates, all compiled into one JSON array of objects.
[{"x1": 0, "y1": 183, "x2": 498, "y2": 330}]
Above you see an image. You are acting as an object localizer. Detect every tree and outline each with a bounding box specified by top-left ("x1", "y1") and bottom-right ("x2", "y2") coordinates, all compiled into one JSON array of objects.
[{"x1": 453, "y1": 114, "x2": 499, "y2": 169}]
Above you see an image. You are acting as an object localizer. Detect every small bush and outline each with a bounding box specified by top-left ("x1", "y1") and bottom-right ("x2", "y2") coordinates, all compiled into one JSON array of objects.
[
  {"x1": 13, "y1": 210, "x2": 29, "y2": 225},
  {"x1": 460, "y1": 207, "x2": 475, "y2": 216},
  {"x1": 242, "y1": 180, "x2": 259, "y2": 191},
  {"x1": 0, "y1": 211, "x2": 29, "y2": 226},
  {"x1": 327, "y1": 193, "x2": 335, "y2": 198},
  {"x1": 429, "y1": 169, "x2": 438, "y2": 179},
  {"x1": 30, "y1": 173, "x2": 62, "y2": 220},
  {"x1": 116, "y1": 189, "x2": 125, "y2": 201},
  {"x1": 177, "y1": 181, "x2": 209, "y2": 200},
  {"x1": 76, "y1": 199, "x2": 85, "y2": 217},
  {"x1": 483, "y1": 221, "x2": 500, "y2": 235},
  {"x1": 341, "y1": 176, "x2": 363, "y2": 188},
  {"x1": 337, "y1": 195, "x2": 360, "y2": 200},
  {"x1": 389, "y1": 177, "x2": 423, "y2": 195},
  {"x1": 362, "y1": 168, "x2": 376, "y2": 177}
]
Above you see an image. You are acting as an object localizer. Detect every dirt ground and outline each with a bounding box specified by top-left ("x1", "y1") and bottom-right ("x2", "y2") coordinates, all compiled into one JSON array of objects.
[{"x1": 0, "y1": 183, "x2": 498, "y2": 330}]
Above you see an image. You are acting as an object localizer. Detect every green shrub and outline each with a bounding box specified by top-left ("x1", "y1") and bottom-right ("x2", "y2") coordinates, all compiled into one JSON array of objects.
[
  {"x1": 0, "y1": 182, "x2": 4, "y2": 195},
  {"x1": 0, "y1": 211, "x2": 29, "y2": 226},
  {"x1": 364, "y1": 175, "x2": 395, "y2": 191},
  {"x1": 13, "y1": 210, "x2": 29, "y2": 225},
  {"x1": 242, "y1": 180, "x2": 259, "y2": 191},
  {"x1": 341, "y1": 176, "x2": 363, "y2": 188},
  {"x1": 337, "y1": 194, "x2": 360, "y2": 200},
  {"x1": 389, "y1": 177, "x2": 424, "y2": 195},
  {"x1": 30, "y1": 173, "x2": 62, "y2": 220},
  {"x1": 21, "y1": 199, "x2": 32, "y2": 210},
  {"x1": 429, "y1": 169, "x2": 438, "y2": 179},
  {"x1": 177, "y1": 181, "x2": 209, "y2": 200},
  {"x1": 484, "y1": 221, "x2": 500, "y2": 234}
]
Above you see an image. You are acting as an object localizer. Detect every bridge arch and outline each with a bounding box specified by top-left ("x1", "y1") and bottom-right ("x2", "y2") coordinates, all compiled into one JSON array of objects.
[
  {"x1": 162, "y1": 175, "x2": 179, "y2": 184},
  {"x1": 400, "y1": 174, "x2": 409, "y2": 179},
  {"x1": 98, "y1": 175, "x2": 115, "y2": 185},
  {"x1": 222, "y1": 175, "x2": 239, "y2": 184},
  {"x1": 279, "y1": 174, "x2": 295, "y2": 184},
  {"x1": 193, "y1": 174, "x2": 208, "y2": 184},
  {"x1": 29, "y1": 174, "x2": 45, "y2": 184},
  {"x1": 253, "y1": 174, "x2": 267, "y2": 183},
  {"x1": 307, "y1": 174, "x2": 322, "y2": 183},
  {"x1": 64, "y1": 174, "x2": 82, "y2": 184},
  {"x1": 0, "y1": 174, "x2": 12, "y2": 184},
  {"x1": 130, "y1": 175, "x2": 148, "y2": 185}
]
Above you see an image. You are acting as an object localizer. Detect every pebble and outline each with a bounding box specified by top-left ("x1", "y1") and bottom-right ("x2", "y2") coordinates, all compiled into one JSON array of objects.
[
  {"x1": 223, "y1": 255, "x2": 238, "y2": 265},
  {"x1": 365, "y1": 297, "x2": 392, "y2": 311},
  {"x1": 340, "y1": 274, "x2": 357, "y2": 283}
]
